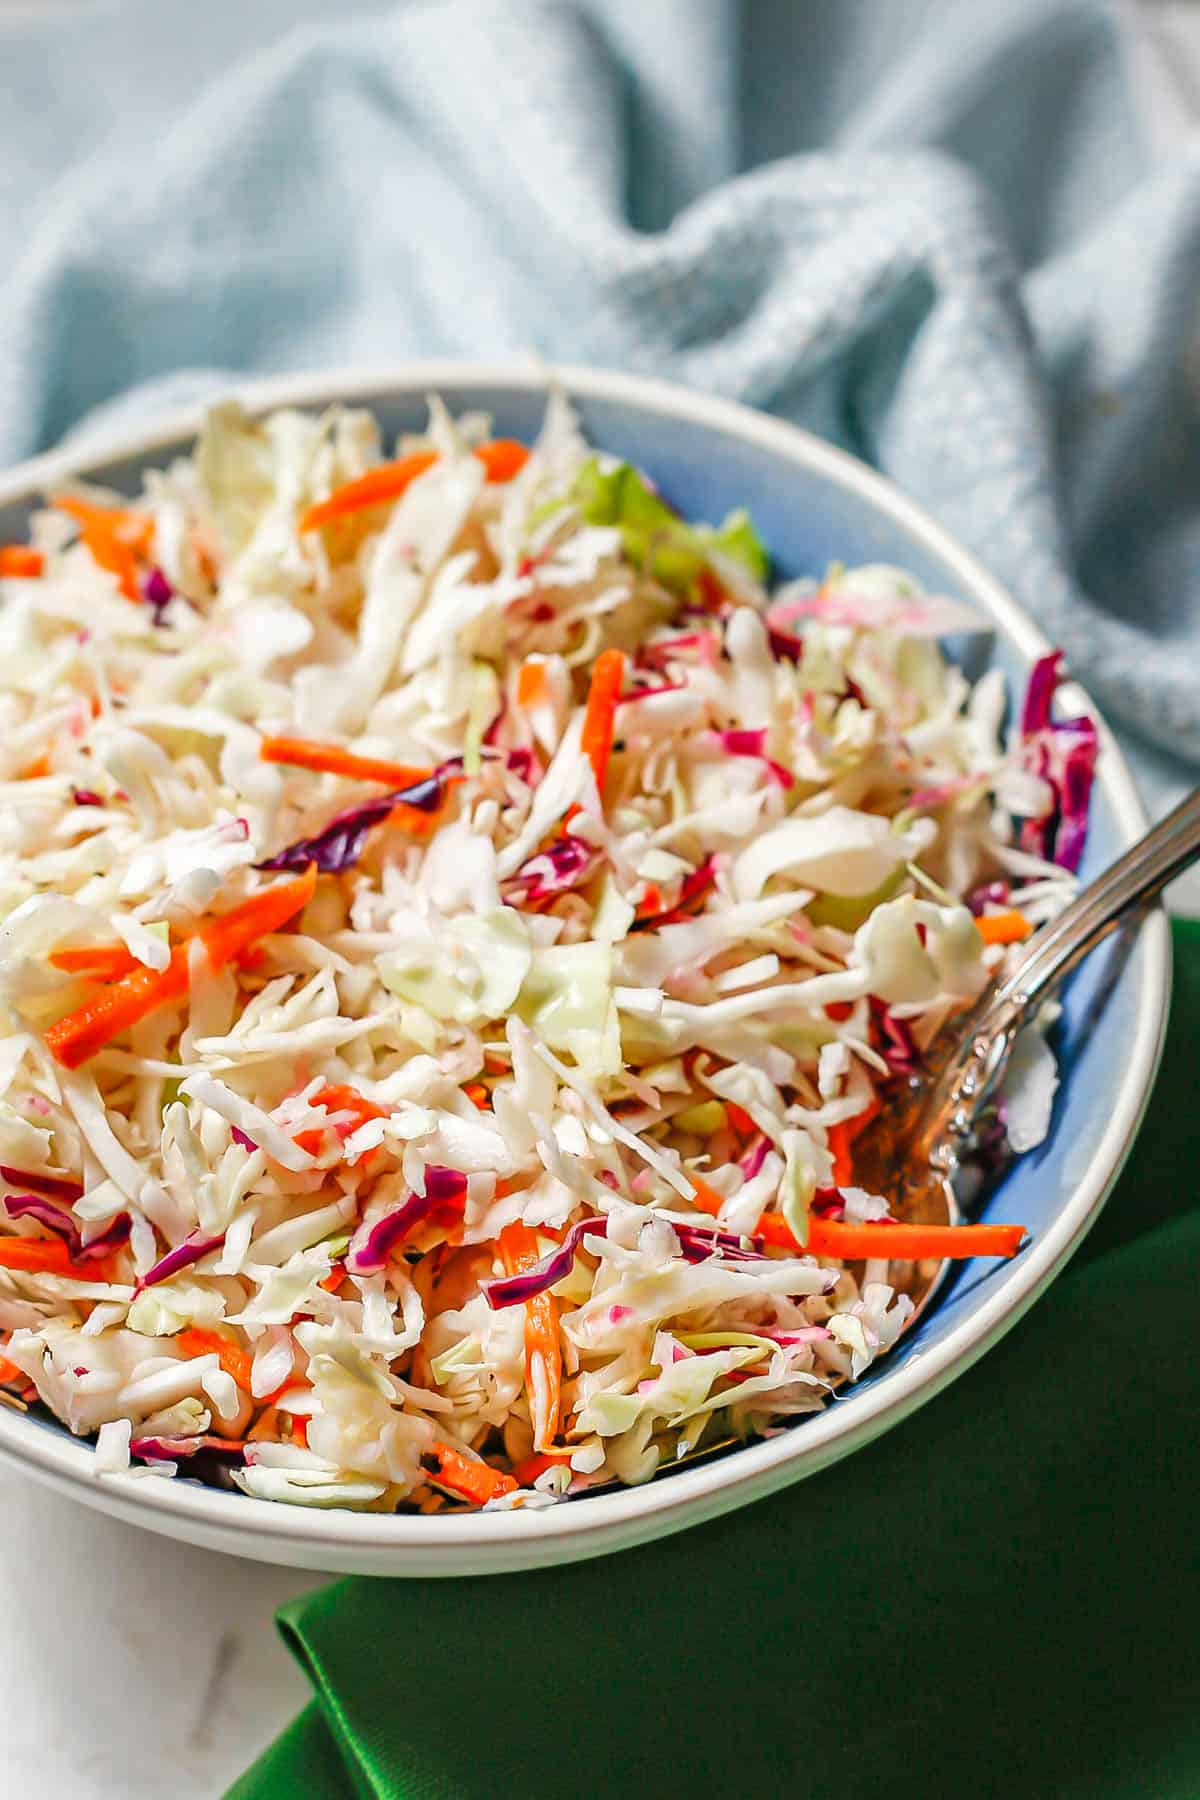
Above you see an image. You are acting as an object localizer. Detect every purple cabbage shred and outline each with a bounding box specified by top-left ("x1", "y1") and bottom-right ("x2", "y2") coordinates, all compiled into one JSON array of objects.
[
  {"x1": 256, "y1": 769, "x2": 452, "y2": 875},
  {"x1": 138, "y1": 1229, "x2": 225, "y2": 1290},
  {"x1": 347, "y1": 1167, "x2": 468, "y2": 1274},
  {"x1": 503, "y1": 833, "x2": 597, "y2": 905},
  {"x1": 482, "y1": 1213, "x2": 609, "y2": 1310},
  {"x1": 0, "y1": 1164, "x2": 83, "y2": 1201},
  {"x1": 141, "y1": 566, "x2": 174, "y2": 624},
  {"x1": 1017, "y1": 651, "x2": 1099, "y2": 874}
]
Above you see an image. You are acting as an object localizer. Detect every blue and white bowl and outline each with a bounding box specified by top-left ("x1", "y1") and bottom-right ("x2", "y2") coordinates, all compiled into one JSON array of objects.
[{"x1": 0, "y1": 365, "x2": 1169, "y2": 1575}]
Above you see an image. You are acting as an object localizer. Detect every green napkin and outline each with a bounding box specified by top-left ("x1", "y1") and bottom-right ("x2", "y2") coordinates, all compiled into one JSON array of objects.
[{"x1": 231, "y1": 923, "x2": 1200, "y2": 1800}]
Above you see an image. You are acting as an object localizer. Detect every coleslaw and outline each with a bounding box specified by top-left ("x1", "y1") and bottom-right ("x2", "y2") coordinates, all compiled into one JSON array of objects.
[{"x1": 0, "y1": 391, "x2": 1095, "y2": 1511}]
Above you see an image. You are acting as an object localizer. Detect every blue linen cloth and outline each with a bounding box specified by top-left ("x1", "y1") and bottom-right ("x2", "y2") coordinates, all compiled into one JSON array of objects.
[{"x1": 1, "y1": 0, "x2": 1197, "y2": 797}]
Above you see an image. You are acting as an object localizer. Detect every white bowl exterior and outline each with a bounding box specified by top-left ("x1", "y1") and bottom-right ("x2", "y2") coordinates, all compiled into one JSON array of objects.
[{"x1": 0, "y1": 364, "x2": 1170, "y2": 1576}]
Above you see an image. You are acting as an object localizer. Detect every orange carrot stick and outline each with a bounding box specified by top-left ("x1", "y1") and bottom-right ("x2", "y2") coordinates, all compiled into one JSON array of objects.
[
  {"x1": 50, "y1": 945, "x2": 143, "y2": 981},
  {"x1": 474, "y1": 439, "x2": 531, "y2": 483},
  {"x1": 292, "y1": 1083, "x2": 389, "y2": 1154},
  {"x1": 423, "y1": 1440, "x2": 518, "y2": 1505},
  {"x1": 579, "y1": 648, "x2": 625, "y2": 806},
  {"x1": 0, "y1": 546, "x2": 43, "y2": 578},
  {"x1": 975, "y1": 909, "x2": 1034, "y2": 947},
  {"x1": 516, "y1": 659, "x2": 550, "y2": 708},
  {"x1": 499, "y1": 1220, "x2": 562, "y2": 1452},
  {"x1": 176, "y1": 1326, "x2": 254, "y2": 1394},
  {"x1": 259, "y1": 735, "x2": 435, "y2": 789},
  {"x1": 299, "y1": 440, "x2": 529, "y2": 534},
  {"x1": 0, "y1": 1237, "x2": 116, "y2": 1279},
  {"x1": 686, "y1": 1174, "x2": 1023, "y2": 1262},
  {"x1": 52, "y1": 496, "x2": 152, "y2": 601},
  {"x1": 44, "y1": 865, "x2": 316, "y2": 1068},
  {"x1": 0, "y1": 1354, "x2": 25, "y2": 1383},
  {"x1": 825, "y1": 1097, "x2": 882, "y2": 1187}
]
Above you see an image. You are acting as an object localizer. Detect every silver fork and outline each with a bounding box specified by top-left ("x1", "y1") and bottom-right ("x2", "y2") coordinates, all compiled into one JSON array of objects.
[{"x1": 849, "y1": 784, "x2": 1200, "y2": 1313}]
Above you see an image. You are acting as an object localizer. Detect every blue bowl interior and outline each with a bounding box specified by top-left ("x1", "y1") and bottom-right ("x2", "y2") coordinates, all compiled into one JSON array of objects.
[{"x1": 0, "y1": 381, "x2": 1150, "y2": 1447}]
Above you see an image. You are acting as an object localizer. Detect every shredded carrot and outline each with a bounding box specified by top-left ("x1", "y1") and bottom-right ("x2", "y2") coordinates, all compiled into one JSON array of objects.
[
  {"x1": 805, "y1": 1217, "x2": 1024, "y2": 1261},
  {"x1": 177, "y1": 1326, "x2": 253, "y2": 1394},
  {"x1": 52, "y1": 496, "x2": 152, "y2": 601},
  {"x1": 259, "y1": 734, "x2": 435, "y2": 789},
  {"x1": 824, "y1": 1121, "x2": 854, "y2": 1185},
  {"x1": 975, "y1": 908, "x2": 1034, "y2": 947},
  {"x1": 825, "y1": 1001, "x2": 855, "y2": 1022},
  {"x1": 686, "y1": 1173, "x2": 1023, "y2": 1261},
  {"x1": 635, "y1": 882, "x2": 663, "y2": 920},
  {"x1": 510, "y1": 1449, "x2": 573, "y2": 1485},
  {"x1": 17, "y1": 752, "x2": 52, "y2": 780},
  {"x1": 725, "y1": 1101, "x2": 757, "y2": 1138},
  {"x1": 474, "y1": 439, "x2": 531, "y2": 483},
  {"x1": 44, "y1": 864, "x2": 316, "y2": 1068},
  {"x1": 463, "y1": 1081, "x2": 490, "y2": 1110},
  {"x1": 0, "y1": 1355, "x2": 25, "y2": 1383},
  {"x1": 50, "y1": 944, "x2": 142, "y2": 981},
  {"x1": 516, "y1": 659, "x2": 550, "y2": 708},
  {"x1": 293, "y1": 1082, "x2": 389, "y2": 1157},
  {"x1": 423, "y1": 1439, "x2": 518, "y2": 1505},
  {"x1": 299, "y1": 440, "x2": 529, "y2": 534},
  {"x1": 318, "y1": 1264, "x2": 348, "y2": 1295},
  {"x1": 0, "y1": 1237, "x2": 116, "y2": 1279},
  {"x1": 291, "y1": 1416, "x2": 309, "y2": 1448},
  {"x1": 499, "y1": 1220, "x2": 563, "y2": 1452},
  {"x1": 579, "y1": 648, "x2": 626, "y2": 806},
  {"x1": 0, "y1": 546, "x2": 43, "y2": 578}
]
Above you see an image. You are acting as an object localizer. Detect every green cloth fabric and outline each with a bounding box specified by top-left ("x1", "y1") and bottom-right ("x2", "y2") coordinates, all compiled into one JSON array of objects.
[{"x1": 230, "y1": 922, "x2": 1200, "y2": 1800}]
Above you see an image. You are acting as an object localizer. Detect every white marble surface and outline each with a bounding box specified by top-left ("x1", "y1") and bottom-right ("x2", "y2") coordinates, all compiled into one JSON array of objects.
[
  {"x1": 0, "y1": 1470, "x2": 322, "y2": 1796},
  {"x1": 0, "y1": 5, "x2": 1194, "y2": 1799}
]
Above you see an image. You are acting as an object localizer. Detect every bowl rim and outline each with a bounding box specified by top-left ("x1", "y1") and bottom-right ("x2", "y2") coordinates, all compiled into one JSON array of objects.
[{"x1": 0, "y1": 360, "x2": 1171, "y2": 1567}]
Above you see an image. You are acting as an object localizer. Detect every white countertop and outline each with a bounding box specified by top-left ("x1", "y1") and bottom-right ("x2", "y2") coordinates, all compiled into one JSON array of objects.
[{"x1": 0, "y1": 1470, "x2": 322, "y2": 1797}]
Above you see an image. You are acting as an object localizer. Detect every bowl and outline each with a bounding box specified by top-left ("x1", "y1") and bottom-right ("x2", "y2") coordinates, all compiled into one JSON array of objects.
[{"x1": 0, "y1": 363, "x2": 1169, "y2": 1575}]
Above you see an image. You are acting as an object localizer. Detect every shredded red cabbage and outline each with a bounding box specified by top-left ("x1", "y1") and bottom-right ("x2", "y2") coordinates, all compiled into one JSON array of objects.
[
  {"x1": 673, "y1": 1220, "x2": 767, "y2": 1264},
  {"x1": 618, "y1": 679, "x2": 687, "y2": 705},
  {"x1": 482, "y1": 1212, "x2": 608, "y2": 1309},
  {"x1": 637, "y1": 630, "x2": 720, "y2": 671},
  {"x1": 737, "y1": 1134, "x2": 771, "y2": 1180},
  {"x1": 502, "y1": 747, "x2": 538, "y2": 784},
  {"x1": 4, "y1": 1194, "x2": 83, "y2": 1253},
  {"x1": 230, "y1": 1125, "x2": 258, "y2": 1152},
  {"x1": 256, "y1": 769, "x2": 452, "y2": 875},
  {"x1": 71, "y1": 788, "x2": 104, "y2": 807},
  {"x1": 130, "y1": 1433, "x2": 246, "y2": 1463},
  {"x1": 1017, "y1": 651, "x2": 1099, "y2": 873},
  {"x1": 767, "y1": 623, "x2": 803, "y2": 661},
  {"x1": 138, "y1": 1230, "x2": 225, "y2": 1290},
  {"x1": 966, "y1": 879, "x2": 1011, "y2": 916},
  {"x1": 714, "y1": 728, "x2": 795, "y2": 789},
  {"x1": 631, "y1": 856, "x2": 716, "y2": 930},
  {"x1": 868, "y1": 998, "x2": 919, "y2": 1073},
  {"x1": 3, "y1": 1194, "x2": 130, "y2": 1262},
  {"x1": 0, "y1": 1164, "x2": 83, "y2": 1201},
  {"x1": 347, "y1": 1167, "x2": 468, "y2": 1274},
  {"x1": 502, "y1": 833, "x2": 598, "y2": 904},
  {"x1": 141, "y1": 566, "x2": 174, "y2": 623}
]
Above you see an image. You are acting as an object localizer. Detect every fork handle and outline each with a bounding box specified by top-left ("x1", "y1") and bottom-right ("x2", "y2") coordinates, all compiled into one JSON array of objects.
[
  {"x1": 924, "y1": 786, "x2": 1200, "y2": 1157},
  {"x1": 997, "y1": 785, "x2": 1200, "y2": 1012}
]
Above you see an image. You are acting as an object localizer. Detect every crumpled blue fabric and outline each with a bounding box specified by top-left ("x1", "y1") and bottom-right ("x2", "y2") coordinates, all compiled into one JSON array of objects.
[{"x1": 2, "y1": 0, "x2": 1197, "y2": 796}]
